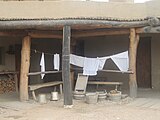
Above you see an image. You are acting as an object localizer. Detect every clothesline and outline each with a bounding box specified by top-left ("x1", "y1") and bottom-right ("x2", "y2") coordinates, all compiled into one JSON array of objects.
[
  {"x1": 31, "y1": 49, "x2": 61, "y2": 56},
  {"x1": 70, "y1": 51, "x2": 129, "y2": 76}
]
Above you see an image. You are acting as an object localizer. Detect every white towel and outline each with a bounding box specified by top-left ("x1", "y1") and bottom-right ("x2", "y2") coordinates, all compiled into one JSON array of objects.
[
  {"x1": 110, "y1": 51, "x2": 129, "y2": 72},
  {"x1": 83, "y1": 57, "x2": 99, "y2": 76},
  {"x1": 40, "y1": 52, "x2": 45, "y2": 79},
  {"x1": 70, "y1": 54, "x2": 84, "y2": 67},
  {"x1": 54, "y1": 54, "x2": 60, "y2": 71}
]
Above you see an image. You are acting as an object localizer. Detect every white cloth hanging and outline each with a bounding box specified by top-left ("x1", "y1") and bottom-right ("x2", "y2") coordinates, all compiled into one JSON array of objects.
[
  {"x1": 110, "y1": 51, "x2": 129, "y2": 72},
  {"x1": 98, "y1": 56, "x2": 110, "y2": 70},
  {"x1": 83, "y1": 57, "x2": 99, "y2": 76},
  {"x1": 70, "y1": 54, "x2": 84, "y2": 67},
  {"x1": 54, "y1": 54, "x2": 60, "y2": 71},
  {"x1": 40, "y1": 52, "x2": 45, "y2": 79}
]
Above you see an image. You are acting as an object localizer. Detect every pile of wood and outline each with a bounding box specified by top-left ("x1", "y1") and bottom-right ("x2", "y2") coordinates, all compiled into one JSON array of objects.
[{"x1": 0, "y1": 77, "x2": 16, "y2": 94}]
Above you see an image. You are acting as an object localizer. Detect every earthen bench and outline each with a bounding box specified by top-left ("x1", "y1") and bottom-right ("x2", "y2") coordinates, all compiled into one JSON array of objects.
[
  {"x1": 28, "y1": 81, "x2": 63, "y2": 101},
  {"x1": 87, "y1": 81, "x2": 123, "y2": 90}
]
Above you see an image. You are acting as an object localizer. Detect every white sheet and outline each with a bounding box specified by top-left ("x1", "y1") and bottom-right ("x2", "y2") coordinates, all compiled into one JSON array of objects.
[
  {"x1": 83, "y1": 57, "x2": 99, "y2": 76},
  {"x1": 98, "y1": 56, "x2": 110, "y2": 70},
  {"x1": 40, "y1": 52, "x2": 45, "y2": 79},
  {"x1": 54, "y1": 54, "x2": 60, "y2": 71},
  {"x1": 70, "y1": 54, "x2": 84, "y2": 67},
  {"x1": 110, "y1": 51, "x2": 129, "y2": 71}
]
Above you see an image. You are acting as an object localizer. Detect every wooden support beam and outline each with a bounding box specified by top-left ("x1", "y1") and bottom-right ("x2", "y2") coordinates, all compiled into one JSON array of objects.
[
  {"x1": 28, "y1": 31, "x2": 62, "y2": 39},
  {"x1": 71, "y1": 67, "x2": 133, "y2": 74},
  {"x1": 72, "y1": 29, "x2": 130, "y2": 38},
  {"x1": 19, "y1": 36, "x2": 31, "y2": 101},
  {"x1": 62, "y1": 26, "x2": 73, "y2": 107},
  {"x1": 28, "y1": 71, "x2": 61, "y2": 76},
  {"x1": 0, "y1": 31, "x2": 27, "y2": 37},
  {"x1": 129, "y1": 28, "x2": 140, "y2": 98},
  {"x1": 0, "y1": 20, "x2": 149, "y2": 30},
  {"x1": 136, "y1": 26, "x2": 160, "y2": 34}
]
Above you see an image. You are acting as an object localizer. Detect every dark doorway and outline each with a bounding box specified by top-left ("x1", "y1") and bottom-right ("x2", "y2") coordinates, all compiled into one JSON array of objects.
[
  {"x1": 136, "y1": 37, "x2": 151, "y2": 88},
  {"x1": 15, "y1": 44, "x2": 21, "y2": 90}
]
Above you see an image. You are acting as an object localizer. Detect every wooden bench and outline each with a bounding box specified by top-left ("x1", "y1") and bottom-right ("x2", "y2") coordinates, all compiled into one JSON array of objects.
[
  {"x1": 87, "y1": 81, "x2": 123, "y2": 90},
  {"x1": 28, "y1": 81, "x2": 63, "y2": 101}
]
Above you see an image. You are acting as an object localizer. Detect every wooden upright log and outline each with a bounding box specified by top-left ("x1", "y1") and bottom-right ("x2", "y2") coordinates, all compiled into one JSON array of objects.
[
  {"x1": 129, "y1": 28, "x2": 140, "y2": 98},
  {"x1": 62, "y1": 26, "x2": 73, "y2": 107},
  {"x1": 20, "y1": 36, "x2": 31, "y2": 101}
]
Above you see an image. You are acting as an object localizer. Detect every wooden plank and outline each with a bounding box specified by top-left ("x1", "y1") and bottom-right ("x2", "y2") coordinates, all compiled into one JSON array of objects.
[
  {"x1": 28, "y1": 71, "x2": 62, "y2": 76},
  {"x1": 88, "y1": 81, "x2": 123, "y2": 85},
  {"x1": 0, "y1": 31, "x2": 26, "y2": 37},
  {"x1": 136, "y1": 26, "x2": 160, "y2": 34},
  {"x1": 100, "y1": 69, "x2": 133, "y2": 74},
  {"x1": 62, "y1": 26, "x2": 73, "y2": 106},
  {"x1": 28, "y1": 31, "x2": 62, "y2": 39},
  {"x1": 71, "y1": 67, "x2": 133, "y2": 74},
  {"x1": 0, "y1": 71, "x2": 18, "y2": 75},
  {"x1": 129, "y1": 28, "x2": 140, "y2": 98},
  {"x1": 73, "y1": 29, "x2": 130, "y2": 38},
  {"x1": 19, "y1": 36, "x2": 31, "y2": 101},
  {"x1": 28, "y1": 81, "x2": 63, "y2": 91}
]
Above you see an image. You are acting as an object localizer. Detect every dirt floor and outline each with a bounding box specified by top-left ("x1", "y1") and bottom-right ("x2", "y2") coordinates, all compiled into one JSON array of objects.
[{"x1": 0, "y1": 89, "x2": 160, "y2": 120}]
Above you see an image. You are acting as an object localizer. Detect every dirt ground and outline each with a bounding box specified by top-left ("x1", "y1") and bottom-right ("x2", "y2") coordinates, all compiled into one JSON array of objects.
[{"x1": 0, "y1": 93, "x2": 160, "y2": 120}]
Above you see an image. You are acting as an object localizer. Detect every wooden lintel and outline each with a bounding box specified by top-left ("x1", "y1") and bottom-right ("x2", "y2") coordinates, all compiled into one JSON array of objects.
[
  {"x1": 28, "y1": 31, "x2": 62, "y2": 39},
  {"x1": 136, "y1": 26, "x2": 160, "y2": 34},
  {"x1": 72, "y1": 29, "x2": 130, "y2": 38},
  {"x1": 0, "y1": 20, "x2": 149, "y2": 30},
  {"x1": 0, "y1": 31, "x2": 27, "y2": 37}
]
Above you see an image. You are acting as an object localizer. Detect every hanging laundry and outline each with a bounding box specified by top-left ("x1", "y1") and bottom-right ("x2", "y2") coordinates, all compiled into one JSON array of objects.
[
  {"x1": 110, "y1": 51, "x2": 129, "y2": 72},
  {"x1": 54, "y1": 54, "x2": 60, "y2": 71},
  {"x1": 70, "y1": 54, "x2": 84, "y2": 67},
  {"x1": 40, "y1": 52, "x2": 45, "y2": 79},
  {"x1": 83, "y1": 57, "x2": 100, "y2": 76},
  {"x1": 98, "y1": 56, "x2": 110, "y2": 70}
]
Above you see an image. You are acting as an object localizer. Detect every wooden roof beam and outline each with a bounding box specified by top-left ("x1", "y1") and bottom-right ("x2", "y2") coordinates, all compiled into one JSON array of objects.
[
  {"x1": 136, "y1": 26, "x2": 160, "y2": 34},
  {"x1": 72, "y1": 29, "x2": 130, "y2": 38},
  {"x1": 0, "y1": 31, "x2": 27, "y2": 37},
  {"x1": 28, "y1": 31, "x2": 62, "y2": 39}
]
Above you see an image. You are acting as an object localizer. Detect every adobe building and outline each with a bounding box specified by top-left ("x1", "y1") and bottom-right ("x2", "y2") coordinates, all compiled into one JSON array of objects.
[{"x1": 0, "y1": 0, "x2": 160, "y2": 106}]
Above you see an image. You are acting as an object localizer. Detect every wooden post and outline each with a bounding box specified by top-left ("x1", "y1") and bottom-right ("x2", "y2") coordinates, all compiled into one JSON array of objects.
[
  {"x1": 129, "y1": 28, "x2": 140, "y2": 98},
  {"x1": 20, "y1": 36, "x2": 31, "y2": 101},
  {"x1": 62, "y1": 26, "x2": 73, "y2": 107}
]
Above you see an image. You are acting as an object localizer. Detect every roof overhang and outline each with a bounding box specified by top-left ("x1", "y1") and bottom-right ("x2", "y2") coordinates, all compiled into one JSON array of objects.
[{"x1": 0, "y1": 1, "x2": 152, "y2": 21}]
